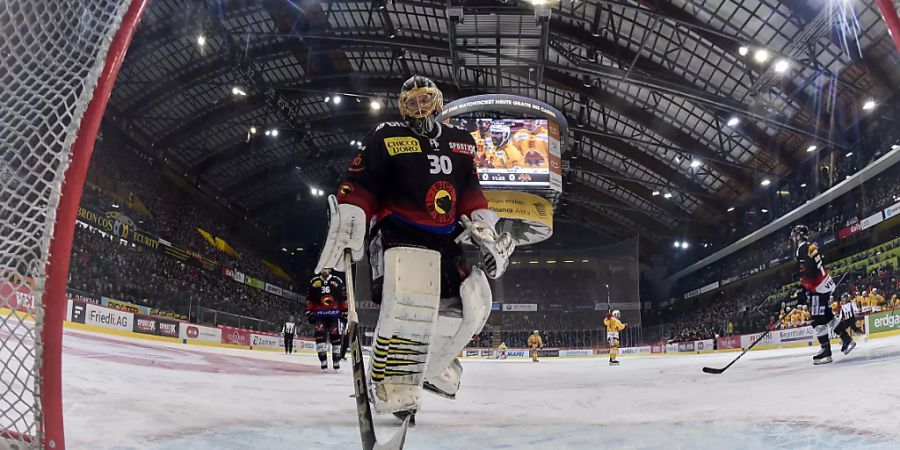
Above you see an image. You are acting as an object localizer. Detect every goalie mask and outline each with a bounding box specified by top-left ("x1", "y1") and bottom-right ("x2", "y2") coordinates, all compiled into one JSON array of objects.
[{"x1": 398, "y1": 75, "x2": 443, "y2": 136}]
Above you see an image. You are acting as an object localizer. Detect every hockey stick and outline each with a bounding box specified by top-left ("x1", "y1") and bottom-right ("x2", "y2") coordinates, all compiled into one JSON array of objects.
[
  {"x1": 344, "y1": 251, "x2": 410, "y2": 450},
  {"x1": 703, "y1": 271, "x2": 851, "y2": 375}
]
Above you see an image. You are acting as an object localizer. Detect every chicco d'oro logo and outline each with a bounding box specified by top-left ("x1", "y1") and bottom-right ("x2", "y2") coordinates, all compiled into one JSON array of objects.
[{"x1": 425, "y1": 180, "x2": 456, "y2": 225}]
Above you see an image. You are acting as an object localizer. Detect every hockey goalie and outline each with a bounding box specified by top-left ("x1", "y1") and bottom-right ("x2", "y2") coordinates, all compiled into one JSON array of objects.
[{"x1": 315, "y1": 75, "x2": 516, "y2": 422}]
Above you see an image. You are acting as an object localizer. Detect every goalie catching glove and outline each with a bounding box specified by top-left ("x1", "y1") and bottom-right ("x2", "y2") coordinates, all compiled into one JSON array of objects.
[
  {"x1": 315, "y1": 195, "x2": 367, "y2": 273},
  {"x1": 458, "y1": 209, "x2": 515, "y2": 279}
]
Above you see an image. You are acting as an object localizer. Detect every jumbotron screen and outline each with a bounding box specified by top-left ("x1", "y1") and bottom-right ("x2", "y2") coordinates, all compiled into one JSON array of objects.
[{"x1": 447, "y1": 118, "x2": 562, "y2": 190}]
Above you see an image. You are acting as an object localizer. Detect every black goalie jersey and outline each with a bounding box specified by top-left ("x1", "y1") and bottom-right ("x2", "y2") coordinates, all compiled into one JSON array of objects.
[{"x1": 337, "y1": 121, "x2": 488, "y2": 235}]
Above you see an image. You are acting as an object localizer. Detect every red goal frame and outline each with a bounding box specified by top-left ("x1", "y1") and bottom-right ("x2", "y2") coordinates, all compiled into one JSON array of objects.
[{"x1": 36, "y1": 1, "x2": 149, "y2": 448}]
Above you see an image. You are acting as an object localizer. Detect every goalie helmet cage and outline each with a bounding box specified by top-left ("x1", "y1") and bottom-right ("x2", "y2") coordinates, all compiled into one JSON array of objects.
[{"x1": 0, "y1": 1, "x2": 148, "y2": 449}]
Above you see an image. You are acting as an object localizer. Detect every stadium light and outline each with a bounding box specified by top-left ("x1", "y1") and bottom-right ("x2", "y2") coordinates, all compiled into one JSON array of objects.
[
  {"x1": 371, "y1": 100, "x2": 382, "y2": 110},
  {"x1": 581, "y1": 259, "x2": 589, "y2": 263},
  {"x1": 760, "y1": 179, "x2": 771, "y2": 186},
  {"x1": 231, "y1": 86, "x2": 247, "y2": 96},
  {"x1": 281, "y1": 247, "x2": 287, "y2": 252},
  {"x1": 690, "y1": 159, "x2": 702, "y2": 168},
  {"x1": 323, "y1": 97, "x2": 330, "y2": 103},
  {"x1": 773, "y1": 59, "x2": 789, "y2": 73},
  {"x1": 681, "y1": 242, "x2": 689, "y2": 249},
  {"x1": 727, "y1": 206, "x2": 735, "y2": 212},
  {"x1": 651, "y1": 190, "x2": 660, "y2": 196},
  {"x1": 674, "y1": 241, "x2": 681, "y2": 248},
  {"x1": 563, "y1": 260, "x2": 575, "y2": 263},
  {"x1": 350, "y1": 140, "x2": 357, "y2": 146},
  {"x1": 726, "y1": 116, "x2": 740, "y2": 127},
  {"x1": 546, "y1": 260, "x2": 557, "y2": 264},
  {"x1": 806, "y1": 145, "x2": 817, "y2": 152},
  {"x1": 266, "y1": 128, "x2": 278, "y2": 137},
  {"x1": 761, "y1": 208, "x2": 769, "y2": 213},
  {"x1": 846, "y1": 152, "x2": 854, "y2": 157},
  {"x1": 333, "y1": 95, "x2": 342, "y2": 104},
  {"x1": 753, "y1": 49, "x2": 769, "y2": 63},
  {"x1": 862, "y1": 100, "x2": 876, "y2": 110},
  {"x1": 310, "y1": 187, "x2": 318, "y2": 195},
  {"x1": 738, "y1": 46, "x2": 748, "y2": 56},
  {"x1": 264, "y1": 130, "x2": 271, "y2": 136},
  {"x1": 196, "y1": 35, "x2": 206, "y2": 46},
  {"x1": 663, "y1": 192, "x2": 673, "y2": 199},
  {"x1": 249, "y1": 126, "x2": 257, "y2": 134}
]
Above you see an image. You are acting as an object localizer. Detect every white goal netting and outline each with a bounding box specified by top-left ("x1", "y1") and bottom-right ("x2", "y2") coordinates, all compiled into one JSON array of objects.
[{"x1": 1, "y1": 1, "x2": 139, "y2": 448}]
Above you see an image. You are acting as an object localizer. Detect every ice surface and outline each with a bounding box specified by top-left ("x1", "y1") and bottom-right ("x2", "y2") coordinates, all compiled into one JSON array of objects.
[{"x1": 59, "y1": 329, "x2": 900, "y2": 450}]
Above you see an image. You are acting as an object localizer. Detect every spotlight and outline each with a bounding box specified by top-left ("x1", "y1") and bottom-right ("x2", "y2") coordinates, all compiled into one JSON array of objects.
[
  {"x1": 862, "y1": 100, "x2": 876, "y2": 110},
  {"x1": 270, "y1": 129, "x2": 278, "y2": 137},
  {"x1": 773, "y1": 59, "x2": 789, "y2": 73},
  {"x1": 681, "y1": 242, "x2": 689, "y2": 249},
  {"x1": 231, "y1": 86, "x2": 247, "y2": 96},
  {"x1": 690, "y1": 159, "x2": 702, "y2": 168},
  {"x1": 197, "y1": 35, "x2": 206, "y2": 46},
  {"x1": 846, "y1": 152, "x2": 853, "y2": 157},
  {"x1": 249, "y1": 126, "x2": 257, "y2": 134},
  {"x1": 323, "y1": 97, "x2": 330, "y2": 103},
  {"x1": 753, "y1": 49, "x2": 769, "y2": 63},
  {"x1": 371, "y1": 100, "x2": 382, "y2": 110},
  {"x1": 727, "y1": 207, "x2": 735, "y2": 212},
  {"x1": 761, "y1": 208, "x2": 769, "y2": 213},
  {"x1": 663, "y1": 192, "x2": 673, "y2": 199},
  {"x1": 761, "y1": 179, "x2": 771, "y2": 186},
  {"x1": 333, "y1": 95, "x2": 342, "y2": 104},
  {"x1": 264, "y1": 130, "x2": 271, "y2": 136},
  {"x1": 350, "y1": 140, "x2": 357, "y2": 146},
  {"x1": 652, "y1": 190, "x2": 660, "y2": 196},
  {"x1": 806, "y1": 145, "x2": 817, "y2": 152},
  {"x1": 674, "y1": 241, "x2": 681, "y2": 248},
  {"x1": 726, "y1": 116, "x2": 740, "y2": 127},
  {"x1": 738, "y1": 46, "x2": 748, "y2": 56},
  {"x1": 310, "y1": 187, "x2": 318, "y2": 195},
  {"x1": 800, "y1": 183, "x2": 807, "y2": 188}
]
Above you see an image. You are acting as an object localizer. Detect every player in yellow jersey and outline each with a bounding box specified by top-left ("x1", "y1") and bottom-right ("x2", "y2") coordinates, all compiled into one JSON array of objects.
[
  {"x1": 511, "y1": 119, "x2": 549, "y2": 168},
  {"x1": 497, "y1": 341, "x2": 508, "y2": 360},
  {"x1": 488, "y1": 124, "x2": 525, "y2": 169},
  {"x1": 470, "y1": 119, "x2": 493, "y2": 168},
  {"x1": 527, "y1": 330, "x2": 543, "y2": 363},
  {"x1": 604, "y1": 310, "x2": 626, "y2": 366}
]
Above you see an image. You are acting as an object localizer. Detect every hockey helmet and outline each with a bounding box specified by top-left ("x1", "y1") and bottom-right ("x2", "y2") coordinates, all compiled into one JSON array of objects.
[
  {"x1": 790, "y1": 224, "x2": 810, "y2": 243},
  {"x1": 533, "y1": 330, "x2": 540, "y2": 334},
  {"x1": 398, "y1": 75, "x2": 443, "y2": 135},
  {"x1": 489, "y1": 123, "x2": 511, "y2": 147},
  {"x1": 612, "y1": 310, "x2": 621, "y2": 318}
]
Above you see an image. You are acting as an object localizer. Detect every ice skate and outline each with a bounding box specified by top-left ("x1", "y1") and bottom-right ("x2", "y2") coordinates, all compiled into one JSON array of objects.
[
  {"x1": 813, "y1": 347, "x2": 833, "y2": 365},
  {"x1": 841, "y1": 340, "x2": 857, "y2": 355},
  {"x1": 609, "y1": 359, "x2": 620, "y2": 366},
  {"x1": 393, "y1": 409, "x2": 417, "y2": 426}
]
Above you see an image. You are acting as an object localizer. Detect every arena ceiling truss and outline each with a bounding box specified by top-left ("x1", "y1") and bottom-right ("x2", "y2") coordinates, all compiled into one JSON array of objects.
[{"x1": 106, "y1": 0, "x2": 900, "y2": 252}]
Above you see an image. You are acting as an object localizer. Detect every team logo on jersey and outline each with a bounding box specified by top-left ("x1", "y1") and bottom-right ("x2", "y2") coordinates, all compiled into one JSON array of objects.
[
  {"x1": 312, "y1": 279, "x2": 322, "y2": 288},
  {"x1": 384, "y1": 137, "x2": 422, "y2": 156},
  {"x1": 321, "y1": 294, "x2": 335, "y2": 307},
  {"x1": 449, "y1": 142, "x2": 476, "y2": 156},
  {"x1": 425, "y1": 180, "x2": 456, "y2": 225},
  {"x1": 338, "y1": 183, "x2": 353, "y2": 198}
]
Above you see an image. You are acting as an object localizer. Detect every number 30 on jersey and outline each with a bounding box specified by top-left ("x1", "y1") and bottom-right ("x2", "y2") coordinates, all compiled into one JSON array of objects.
[{"x1": 428, "y1": 155, "x2": 452, "y2": 174}]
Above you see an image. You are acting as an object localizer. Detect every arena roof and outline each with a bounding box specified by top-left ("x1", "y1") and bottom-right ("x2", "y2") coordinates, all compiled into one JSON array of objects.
[{"x1": 104, "y1": 0, "x2": 900, "y2": 261}]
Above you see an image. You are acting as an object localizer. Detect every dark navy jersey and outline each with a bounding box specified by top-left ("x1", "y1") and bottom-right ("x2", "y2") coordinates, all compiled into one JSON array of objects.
[
  {"x1": 337, "y1": 121, "x2": 488, "y2": 234},
  {"x1": 306, "y1": 274, "x2": 347, "y2": 316},
  {"x1": 795, "y1": 241, "x2": 833, "y2": 293}
]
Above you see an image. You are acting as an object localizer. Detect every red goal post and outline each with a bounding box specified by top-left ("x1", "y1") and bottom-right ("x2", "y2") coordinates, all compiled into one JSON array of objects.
[{"x1": 1, "y1": 1, "x2": 148, "y2": 448}]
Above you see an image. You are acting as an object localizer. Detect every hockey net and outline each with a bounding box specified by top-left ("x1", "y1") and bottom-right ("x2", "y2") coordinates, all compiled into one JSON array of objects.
[{"x1": 1, "y1": 1, "x2": 146, "y2": 448}]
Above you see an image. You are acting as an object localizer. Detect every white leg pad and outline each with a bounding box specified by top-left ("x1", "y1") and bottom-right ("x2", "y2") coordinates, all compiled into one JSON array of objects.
[
  {"x1": 423, "y1": 268, "x2": 493, "y2": 396},
  {"x1": 369, "y1": 247, "x2": 441, "y2": 414}
]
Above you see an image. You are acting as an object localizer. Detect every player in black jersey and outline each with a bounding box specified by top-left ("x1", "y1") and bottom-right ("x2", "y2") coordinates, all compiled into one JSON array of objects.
[
  {"x1": 791, "y1": 225, "x2": 855, "y2": 365},
  {"x1": 316, "y1": 76, "x2": 515, "y2": 418},
  {"x1": 306, "y1": 268, "x2": 347, "y2": 371}
]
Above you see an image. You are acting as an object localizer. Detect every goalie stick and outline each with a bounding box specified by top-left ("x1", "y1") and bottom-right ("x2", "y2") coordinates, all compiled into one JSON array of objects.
[
  {"x1": 702, "y1": 271, "x2": 849, "y2": 375},
  {"x1": 344, "y1": 251, "x2": 410, "y2": 450}
]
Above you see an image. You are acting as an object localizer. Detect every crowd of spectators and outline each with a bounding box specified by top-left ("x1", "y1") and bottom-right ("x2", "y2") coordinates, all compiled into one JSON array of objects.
[
  {"x1": 84, "y1": 142, "x2": 289, "y2": 285},
  {"x1": 68, "y1": 227, "x2": 304, "y2": 332},
  {"x1": 680, "y1": 162, "x2": 900, "y2": 291}
]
